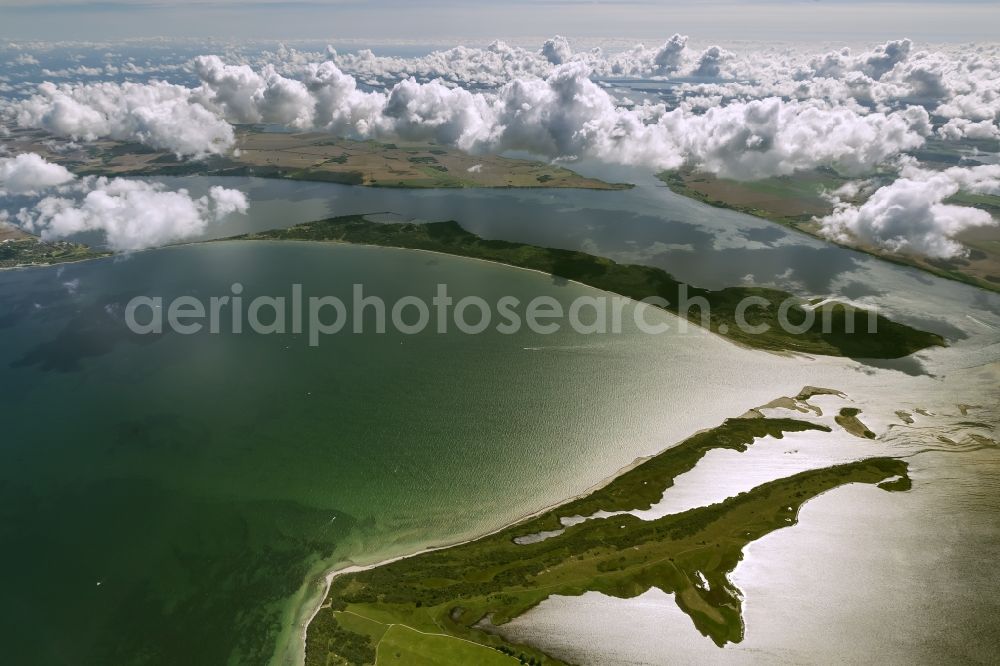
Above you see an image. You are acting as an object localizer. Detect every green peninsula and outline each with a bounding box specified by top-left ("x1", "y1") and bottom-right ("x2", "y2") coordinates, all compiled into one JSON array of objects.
[
  {"x1": 0, "y1": 223, "x2": 108, "y2": 269},
  {"x1": 228, "y1": 215, "x2": 945, "y2": 359},
  {"x1": 305, "y1": 414, "x2": 910, "y2": 665}
]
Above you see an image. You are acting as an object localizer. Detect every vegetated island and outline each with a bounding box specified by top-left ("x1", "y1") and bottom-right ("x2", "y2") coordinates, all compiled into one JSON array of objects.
[
  {"x1": 0, "y1": 222, "x2": 109, "y2": 269},
  {"x1": 304, "y1": 410, "x2": 911, "y2": 666},
  {"x1": 7, "y1": 127, "x2": 632, "y2": 191},
  {"x1": 835, "y1": 407, "x2": 877, "y2": 440},
  {"x1": 658, "y1": 148, "x2": 1000, "y2": 293},
  {"x1": 226, "y1": 215, "x2": 945, "y2": 359}
]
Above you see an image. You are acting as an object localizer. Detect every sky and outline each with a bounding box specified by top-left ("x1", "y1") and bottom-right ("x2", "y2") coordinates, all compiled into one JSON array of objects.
[{"x1": 1, "y1": 0, "x2": 999, "y2": 42}]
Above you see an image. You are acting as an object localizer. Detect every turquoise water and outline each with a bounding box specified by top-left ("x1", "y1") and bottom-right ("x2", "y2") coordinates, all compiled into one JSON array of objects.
[{"x1": 0, "y1": 239, "x2": 822, "y2": 664}]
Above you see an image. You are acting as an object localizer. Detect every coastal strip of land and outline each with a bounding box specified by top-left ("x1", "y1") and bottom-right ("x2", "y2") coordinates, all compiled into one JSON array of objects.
[
  {"x1": 303, "y1": 410, "x2": 911, "y2": 666},
  {"x1": 0, "y1": 222, "x2": 109, "y2": 270},
  {"x1": 227, "y1": 215, "x2": 945, "y2": 359},
  {"x1": 7, "y1": 127, "x2": 632, "y2": 191}
]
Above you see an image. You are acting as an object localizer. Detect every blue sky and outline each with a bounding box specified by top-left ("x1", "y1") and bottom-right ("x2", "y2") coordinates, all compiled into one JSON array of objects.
[{"x1": 1, "y1": 1, "x2": 998, "y2": 41}]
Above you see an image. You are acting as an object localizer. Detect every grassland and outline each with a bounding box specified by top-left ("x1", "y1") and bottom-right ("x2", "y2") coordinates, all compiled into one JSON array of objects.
[
  {"x1": 0, "y1": 223, "x2": 109, "y2": 269},
  {"x1": 7, "y1": 127, "x2": 631, "y2": 191},
  {"x1": 304, "y1": 414, "x2": 910, "y2": 665},
  {"x1": 658, "y1": 165, "x2": 1000, "y2": 293},
  {"x1": 228, "y1": 215, "x2": 944, "y2": 359}
]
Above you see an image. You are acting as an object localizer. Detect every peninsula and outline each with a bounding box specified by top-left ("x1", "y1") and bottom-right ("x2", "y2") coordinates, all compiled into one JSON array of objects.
[
  {"x1": 227, "y1": 215, "x2": 945, "y2": 359},
  {"x1": 304, "y1": 409, "x2": 910, "y2": 665},
  {"x1": 0, "y1": 222, "x2": 109, "y2": 269}
]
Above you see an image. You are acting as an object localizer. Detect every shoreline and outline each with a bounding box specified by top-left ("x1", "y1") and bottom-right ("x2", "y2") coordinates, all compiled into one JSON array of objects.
[
  {"x1": 290, "y1": 414, "x2": 753, "y2": 665},
  {"x1": 211, "y1": 236, "x2": 785, "y2": 358},
  {"x1": 1, "y1": 232, "x2": 920, "y2": 362},
  {"x1": 0, "y1": 235, "x2": 789, "y2": 365}
]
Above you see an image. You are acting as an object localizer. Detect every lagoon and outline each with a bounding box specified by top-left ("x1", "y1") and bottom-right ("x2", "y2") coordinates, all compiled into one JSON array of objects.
[{"x1": 0, "y1": 173, "x2": 997, "y2": 664}]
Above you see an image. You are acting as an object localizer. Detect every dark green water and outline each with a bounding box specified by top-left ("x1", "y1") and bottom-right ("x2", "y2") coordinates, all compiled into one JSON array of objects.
[{"x1": 0, "y1": 240, "x2": 794, "y2": 665}]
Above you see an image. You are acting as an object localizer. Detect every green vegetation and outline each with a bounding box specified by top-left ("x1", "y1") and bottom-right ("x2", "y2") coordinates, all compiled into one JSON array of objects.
[
  {"x1": 229, "y1": 215, "x2": 944, "y2": 359},
  {"x1": 305, "y1": 414, "x2": 911, "y2": 665},
  {"x1": 0, "y1": 236, "x2": 109, "y2": 269},
  {"x1": 375, "y1": 625, "x2": 521, "y2": 665}
]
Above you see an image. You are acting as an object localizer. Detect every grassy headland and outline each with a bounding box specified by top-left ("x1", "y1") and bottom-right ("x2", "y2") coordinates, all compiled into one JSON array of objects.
[
  {"x1": 228, "y1": 215, "x2": 945, "y2": 359},
  {"x1": 305, "y1": 414, "x2": 910, "y2": 665}
]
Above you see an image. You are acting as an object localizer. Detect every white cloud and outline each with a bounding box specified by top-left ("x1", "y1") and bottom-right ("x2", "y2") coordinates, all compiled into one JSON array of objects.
[
  {"x1": 937, "y1": 118, "x2": 1000, "y2": 141},
  {"x1": 3, "y1": 154, "x2": 248, "y2": 250},
  {"x1": 0, "y1": 152, "x2": 75, "y2": 195},
  {"x1": 541, "y1": 35, "x2": 572, "y2": 66},
  {"x1": 7, "y1": 80, "x2": 235, "y2": 157},
  {"x1": 817, "y1": 164, "x2": 1000, "y2": 258},
  {"x1": 9, "y1": 37, "x2": 993, "y2": 181},
  {"x1": 860, "y1": 38, "x2": 912, "y2": 80},
  {"x1": 190, "y1": 57, "x2": 932, "y2": 179},
  {"x1": 652, "y1": 34, "x2": 688, "y2": 75},
  {"x1": 692, "y1": 45, "x2": 731, "y2": 78}
]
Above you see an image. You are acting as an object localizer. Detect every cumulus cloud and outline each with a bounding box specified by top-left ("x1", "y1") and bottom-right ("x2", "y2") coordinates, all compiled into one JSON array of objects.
[
  {"x1": 322, "y1": 39, "x2": 555, "y2": 87},
  {"x1": 7, "y1": 80, "x2": 235, "y2": 157},
  {"x1": 802, "y1": 38, "x2": 912, "y2": 82},
  {"x1": 817, "y1": 164, "x2": 1000, "y2": 258},
  {"x1": 16, "y1": 179, "x2": 248, "y2": 250},
  {"x1": 541, "y1": 36, "x2": 572, "y2": 66},
  {"x1": 9, "y1": 37, "x2": 989, "y2": 181},
  {"x1": 0, "y1": 152, "x2": 74, "y2": 194},
  {"x1": 860, "y1": 38, "x2": 912, "y2": 80},
  {"x1": 191, "y1": 56, "x2": 317, "y2": 129},
  {"x1": 692, "y1": 45, "x2": 731, "y2": 78},
  {"x1": 937, "y1": 118, "x2": 1000, "y2": 141},
  {"x1": 676, "y1": 39, "x2": 999, "y2": 131},
  {"x1": 277, "y1": 34, "x2": 716, "y2": 85},
  {"x1": 188, "y1": 56, "x2": 930, "y2": 179},
  {"x1": 2, "y1": 154, "x2": 248, "y2": 250},
  {"x1": 652, "y1": 34, "x2": 688, "y2": 75}
]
